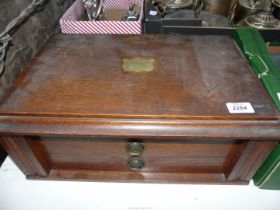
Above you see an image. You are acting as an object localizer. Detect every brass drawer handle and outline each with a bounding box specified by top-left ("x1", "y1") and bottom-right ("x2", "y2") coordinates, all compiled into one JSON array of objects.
[
  {"x1": 127, "y1": 158, "x2": 145, "y2": 171},
  {"x1": 126, "y1": 142, "x2": 144, "y2": 156}
]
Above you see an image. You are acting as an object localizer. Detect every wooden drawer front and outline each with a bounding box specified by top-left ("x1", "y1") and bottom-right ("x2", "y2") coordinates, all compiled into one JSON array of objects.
[{"x1": 27, "y1": 137, "x2": 245, "y2": 174}]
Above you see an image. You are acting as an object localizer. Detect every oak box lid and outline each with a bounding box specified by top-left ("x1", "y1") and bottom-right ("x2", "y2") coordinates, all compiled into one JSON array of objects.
[{"x1": 0, "y1": 34, "x2": 279, "y2": 138}]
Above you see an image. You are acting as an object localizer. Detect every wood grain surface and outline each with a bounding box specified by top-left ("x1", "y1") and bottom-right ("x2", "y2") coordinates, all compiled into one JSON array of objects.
[
  {"x1": 0, "y1": 34, "x2": 279, "y2": 184},
  {"x1": 0, "y1": 34, "x2": 279, "y2": 139},
  {"x1": 28, "y1": 137, "x2": 245, "y2": 173},
  {"x1": 1, "y1": 135, "x2": 276, "y2": 184},
  {"x1": 0, "y1": 34, "x2": 277, "y2": 120}
]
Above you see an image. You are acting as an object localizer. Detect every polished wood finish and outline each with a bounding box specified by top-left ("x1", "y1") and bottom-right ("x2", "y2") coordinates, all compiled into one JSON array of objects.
[
  {"x1": 226, "y1": 141, "x2": 278, "y2": 182},
  {"x1": 1, "y1": 135, "x2": 277, "y2": 183},
  {"x1": 0, "y1": 143, "x2": 7, "y2": 167},
  {"x1": 1, "y1": 136, "x2": 50, "y2": 176},
  {"x1": 29, "y1": 170, "x2": 248, "y2": 184},
  {"x1": 0, "y1": 35, "x2": 277, "y2": 121},
  {"x1": 0, "y1": 34, "x2": 279, "y2": 184},
  {"x1": 27, "y1": 137, "x2": 245, "y2": 173}
]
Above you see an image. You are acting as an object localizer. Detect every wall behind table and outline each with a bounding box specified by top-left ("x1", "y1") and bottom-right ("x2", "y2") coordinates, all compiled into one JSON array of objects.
[{"x1": 0, "y1": 0, "x2": 74, "y2": 96}]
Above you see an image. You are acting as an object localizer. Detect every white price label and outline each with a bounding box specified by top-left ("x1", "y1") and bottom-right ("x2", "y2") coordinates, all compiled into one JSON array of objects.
[
  {"x1": 226, "y1": 102, "x2": 255, "y2": 114},
  {"x1": 149, "y1": 10, "x2": 157, "y2": 16},
  {"x1": 277, "y1": 93, "x2": 280, "y2": 101}
]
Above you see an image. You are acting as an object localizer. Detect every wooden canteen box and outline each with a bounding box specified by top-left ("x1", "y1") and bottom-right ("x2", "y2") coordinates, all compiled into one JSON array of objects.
[{"x1": 0, "y1": 34, "x2": 279, "y2": 184}]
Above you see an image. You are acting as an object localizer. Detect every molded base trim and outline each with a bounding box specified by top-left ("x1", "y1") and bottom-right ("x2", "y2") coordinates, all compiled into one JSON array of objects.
[{"x1": 27, "y1": 169, "x2": 249, "y2": 185}]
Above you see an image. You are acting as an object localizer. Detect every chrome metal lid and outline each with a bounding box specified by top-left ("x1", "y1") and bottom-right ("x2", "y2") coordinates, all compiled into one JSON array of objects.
[
  {"x1": 241, "y1": 12, "x2": 280, "y2": 29},
  {"x1": 165, "y1": 0, "x2": 193, "y2": 9},
  {"x1": 239, "y1": 0, "x2": 271, "y2": 9},
  {"x1": 273, "y1": 0, "x2": 280, "y2": 6}
]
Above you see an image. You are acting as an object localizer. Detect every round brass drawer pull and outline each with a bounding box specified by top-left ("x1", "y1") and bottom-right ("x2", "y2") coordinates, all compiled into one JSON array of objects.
[
  {"x1": 127, "y1": 158, "x2": 145, "y2": 171},
  {"x1": 126, "y1": 142, "x2": 144, "y2": 156}
]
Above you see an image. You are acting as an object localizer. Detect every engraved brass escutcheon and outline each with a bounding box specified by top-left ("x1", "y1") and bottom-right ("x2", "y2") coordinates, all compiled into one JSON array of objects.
[{"x1": 122, "y1": 57, "x2": 154, "y2": 72}]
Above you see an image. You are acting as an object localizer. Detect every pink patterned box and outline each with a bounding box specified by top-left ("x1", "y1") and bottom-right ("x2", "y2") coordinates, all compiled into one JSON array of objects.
[{"x1": 60, "y1": 0, "x2": 143, "y2": 34}]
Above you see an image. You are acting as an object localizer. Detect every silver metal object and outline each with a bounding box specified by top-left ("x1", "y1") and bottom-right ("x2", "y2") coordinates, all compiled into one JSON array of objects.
[
  {"x1": 272, "y1": 0, "x2": 280, "y2": 20},
  {"x1": 83, "y1": 0, "x2": 104, "y2": 21},
  {"x1": 165, "y1": 0, "x2": 193, "y2": 9},
  {"x1": 202, "y1": 0, "x2": 231, "y2": 17},
  {"x1": 192, "y1": 0, "x2": 203, "y2": 18},
  {"x1": 228, "y1": 0, "x2": 271, "y2": 25},
  {"x1": 122, "y1": 4, "x2": 140, "y2": 21},
  {"x1": 237, "y1": 12, "x2": 280, "y2": 29}
]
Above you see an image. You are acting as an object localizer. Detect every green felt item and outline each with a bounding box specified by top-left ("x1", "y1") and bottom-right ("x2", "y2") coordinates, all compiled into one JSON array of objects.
[
  {"x1": 253, "y1": 145, "x2": 280, "y2": 190},
  {"x1": 234, "y1": 28, "x2": 280, "y2": 111}
]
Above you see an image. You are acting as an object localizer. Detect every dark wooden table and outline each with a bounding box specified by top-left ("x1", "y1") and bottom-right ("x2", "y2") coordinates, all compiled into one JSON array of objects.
[{"x1": 0, "y1": 34, "x2": 279, "y2": 184}]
